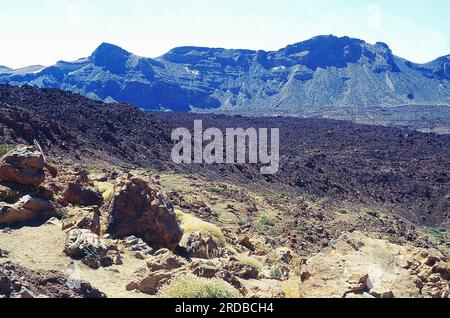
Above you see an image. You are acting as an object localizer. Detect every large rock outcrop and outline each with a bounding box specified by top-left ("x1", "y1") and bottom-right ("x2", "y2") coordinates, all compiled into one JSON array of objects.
[
  {"x1": 0, "y1": 146, "x2": 56, "y2": 225},
  {"x1": 0, "y1": 262, "x2": 105, "y2": 298},
  {"x1": 106, "y1": 176, "x2": 182, "y2": 250},
  {"x1": 298, "y1": 232, "x2": 450, "y2": 298},
  {"x1": 0, "y1": 146, "x2": 55, "y2": 187}
]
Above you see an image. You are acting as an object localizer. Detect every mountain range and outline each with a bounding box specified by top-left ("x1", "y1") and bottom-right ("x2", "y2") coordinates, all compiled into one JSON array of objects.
[{"x1": 1, "y1": 35, "x2": 449, "y2": 129}]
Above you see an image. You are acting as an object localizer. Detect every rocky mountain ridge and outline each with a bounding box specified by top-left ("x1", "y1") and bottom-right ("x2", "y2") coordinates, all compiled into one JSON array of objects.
[{"x1": 1, "y1": 36, "x2": 449, "y2": 127}]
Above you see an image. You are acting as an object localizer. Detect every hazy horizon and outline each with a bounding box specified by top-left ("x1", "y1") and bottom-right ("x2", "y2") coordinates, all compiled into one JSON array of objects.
[{"x1": 1, "y1": 0, "x2": 449, "y2": 69}]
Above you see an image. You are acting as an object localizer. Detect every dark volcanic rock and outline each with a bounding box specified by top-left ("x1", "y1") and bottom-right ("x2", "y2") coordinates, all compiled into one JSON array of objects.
[
  {"x1": 0, "y1": 262, "x2": 105, "y2": 298},
  {"x1": 0, "y1": 85, "x2": 448, "y2": 228}
]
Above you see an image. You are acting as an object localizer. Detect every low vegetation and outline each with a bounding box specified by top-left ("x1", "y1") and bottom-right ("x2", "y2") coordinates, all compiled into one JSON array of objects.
[
  {"x1": 0, "y1": 144, "x2": 13, "y2": 157},
  {"x1": 227, "y1": 247, "x2": 263, "y2": 270},
  {"x1": 158, "y1": 275, "x2": 240, "y2": 298},
  {"x1": 94, "y1": 181, "x2": 115, "y2": 202},
  {"x1": 235, "y1": 254, "x2": 264, "y2": 270},
  {"x1": 175, "y1": 210, "x2": 226, "y2": 246},
  {"x1": 258, "y1": 216, "x2": 277, "y2": 231}
]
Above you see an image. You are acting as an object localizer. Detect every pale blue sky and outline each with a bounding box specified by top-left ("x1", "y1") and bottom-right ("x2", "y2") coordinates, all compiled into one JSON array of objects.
[{"x1": 0, "y1": 0, "x2": 449, "y2": 68}]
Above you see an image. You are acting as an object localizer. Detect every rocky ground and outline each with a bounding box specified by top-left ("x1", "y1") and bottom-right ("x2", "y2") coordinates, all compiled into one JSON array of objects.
[
  {"x1": 0, "y1": 145, "x2": 449, "y2": 298},
  {"x1": 1, "y1": 84, "x2": 449, "y2": 228},
  {"x1": 0, "y1": 84, "x2": 448, "y2": 298}
]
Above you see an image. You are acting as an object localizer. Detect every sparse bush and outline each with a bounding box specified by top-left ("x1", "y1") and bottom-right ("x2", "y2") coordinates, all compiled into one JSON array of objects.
[
  {"x1": 175, "y1": 210, "x2": 226, "y2": 246},
  {"x1": 54, "y1": 207, "x2": 70, "y2": 220},
  {"x1": 205, "y1": 186, "x2": 221, "y2": 194},
  {"x1": 235, "y1": 254, "x2": 263, "y2": 270},
  {"x1": 301, "y1": 194, "x2": 319, "y2": 202},
  {"x1": 259, "y1": 216, "x2": 277, "y2": 228},
  {"x1": 158, "y1": 275, "x2": 240, "y2": 298},
  {"x1": 0, "y1": 144, "x2": 13, "y2": 157},
  {"x1": 270, "y1": 267, "x2": 284, "y2": 280},
  {"x1": 264, "y1": 193, "x2": 284, "y2": 202},
  {"x1": 426, "y1": 227, "x2": 447, "y2": 242},
  {"x1": 94, "y1": 181, "x2": 114, "y2": 202}
]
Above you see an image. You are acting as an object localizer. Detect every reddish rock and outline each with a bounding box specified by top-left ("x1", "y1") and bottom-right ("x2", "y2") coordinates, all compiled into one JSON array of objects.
[
  {"x1": 62, "y1": 207, "x2": 101, "y2": 236},
  {"x1": 45, "y1": 166, "x2": 103, "y2": 207},
  {"x1": 0, "y1": 195, "x2": 55, "y2": 225},
  {"x1": 146, "y1": 248, "x2": 186, "y2": 272},
  {"x1": 239, "y1": 237, "x2": 256, "y2": 251},
  {"x1": 138, "y1": 270, "x2": 175, "y2": 294},
  {"x1": 190, "y1": 262, "x2": 219, "y2": 278},
  {"x1": 0, "y1": 146, "x2": 56, "y2": 186},
  {"x1": 106, "y1": 176, "x2": 182, "y2": 250}
]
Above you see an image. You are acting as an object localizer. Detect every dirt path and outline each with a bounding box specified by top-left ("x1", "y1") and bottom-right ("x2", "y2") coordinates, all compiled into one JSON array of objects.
[{"x1": 0, "y1": 223, "x2": 151, "y2": 298}]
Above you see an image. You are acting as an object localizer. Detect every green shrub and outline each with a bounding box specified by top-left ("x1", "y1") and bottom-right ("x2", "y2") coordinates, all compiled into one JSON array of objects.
[
  {"x1": 158, "y1": 275, "x2": 240, "y2": 298},
  {"x1": 263, "y1": 193, "x2": 284, "y2": 202},
  {"x1": 426, "y1": 227, "x2": 447, "y2": 239},
  {"x1": 176, "y1": 210, "x2": 226, "y2": 246},
  {"x1": 0, "y1": 144, "x2": 13, "y2": 157},
  {"x1": 205, "y1": 186, "x2": 221, "y2": 194},
  {"x1": 94, "y1": 181, "x2": 114, "y2": 202},
  {"x1": 235, "y1": 254, "x2": 263, "y2": 270},
  {"x1": 54, "y1": 207, "x2": 70, "y2": 220},
  {"x1": 271, "y1": 268, "x2": 284, "y2": 280},
  {"x1": 259, "y1": 216, "x2": 277, "y2": 228}
]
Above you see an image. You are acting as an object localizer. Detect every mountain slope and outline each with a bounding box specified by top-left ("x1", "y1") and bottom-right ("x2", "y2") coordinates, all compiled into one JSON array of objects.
[
  {"x1": 1, "y1": 36, "x2": 449, "y2": 118},
  {"x1": 0, "y1": 84, "x2": 448, "y2": 227}
]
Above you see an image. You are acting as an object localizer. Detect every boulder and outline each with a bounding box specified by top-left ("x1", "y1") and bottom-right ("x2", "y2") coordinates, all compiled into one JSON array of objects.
[
  {"x1": 45, "y1": 166, "x2": 103, "y2": 207},
  {"x1": 239, "y1": 237, "x2": 256, "y2": 251},
  {"x1": 62, "y1": 207, "x2": 101, "y2": 236},
  {"x1": 189, "y1": 261, "x2": 219, "y2": 279},
  {"x1": 298, "y1": 232, "x2": 450, "y2": 298},
  {"x1": 0, "y1": 146, "x2": 56, "y2": 187},
  {"x1": 137, "y1": 270, "x2": 177, "y2": 294},
  {"x1": 106, "y1": 176, "x2": 182, "y2": 250},
  {"x1": 123, "y1": 236, "x2": 154, "y2": 260},
  {"x1": 128, "y1": 249, "x2": 187, "y2": 295},
  {"x1": 0, "y1": 195, "x2": 55, "y2": 225},
  {"x1": 62, "y1": 184, "x2": 103, "y2": 207},
  {"x1": 223, "y1": 257, "x2": 259, "y2": 280},
  {"x1": 64, "y1": 229, "x2": 109, "y2": 259},
  {"x1": 146, "y1": 248, "x2": 186, "y2": 272},
  {"x1": 180, "y1": 232, "x2": 220, "y2": 259},
  {"x1": 0, "y1": 262, "x2": 105, "y2": 298}
]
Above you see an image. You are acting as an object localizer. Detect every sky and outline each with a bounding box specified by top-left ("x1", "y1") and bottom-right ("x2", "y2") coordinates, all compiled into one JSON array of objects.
[{"x1": 0, "y1": 0, "x2": 449, "y2": 69}]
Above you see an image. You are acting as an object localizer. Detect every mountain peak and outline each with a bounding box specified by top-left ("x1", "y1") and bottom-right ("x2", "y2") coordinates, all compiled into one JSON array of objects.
[
  {"x1": 91, "y1": 43, "x2": 130, "y2": 56},
  {"x1": 90, "y1": 43, "x2": 131, "y2": 74}
]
